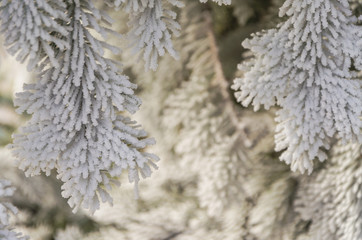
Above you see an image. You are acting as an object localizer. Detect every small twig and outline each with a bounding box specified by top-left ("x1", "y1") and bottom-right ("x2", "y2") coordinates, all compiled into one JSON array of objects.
[{"x1": 204, "y1": 12, "x2": 252, "y2": 147}]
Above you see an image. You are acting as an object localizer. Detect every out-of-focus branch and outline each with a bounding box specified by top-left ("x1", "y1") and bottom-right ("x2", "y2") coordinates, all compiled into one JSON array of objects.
[{"x1": 204, "y1": 12, "x2": 252, "y2": 147}]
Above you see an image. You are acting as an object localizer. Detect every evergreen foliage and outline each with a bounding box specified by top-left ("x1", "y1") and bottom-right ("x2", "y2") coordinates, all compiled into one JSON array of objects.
[
  {"x1": 233, "y1": 0, "x2": 362, "y2": 173},
  {"x1": 0, "y1": 0, "x2": 360, "y2": 239},
  {"x1": 2, "y1": 0, "x2": 159, "y2": 213},
  {"x1": 0, "y1": 180, "x2": 27, "y2": 240},
  {"x1": 295, "y1": 143, "x2": 362, "y2": 240},
  {"x1": 0, "y1": 0, "x2": 69, "y2": 70}
]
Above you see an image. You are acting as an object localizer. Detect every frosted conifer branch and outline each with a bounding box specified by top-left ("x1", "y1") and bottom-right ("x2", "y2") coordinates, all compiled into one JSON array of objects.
[
  {"x1": 247, "y1": 176, "x2": 296, "y2": 239},
  {"x1": 233, "y1": 0, "x2": 362, "y2": 174},
  {"x1": 9, "y1": 0, "x2": 159, "y2": 213},
  {"x1": 163, "y1": 5, "x2": 251, "y2": 216},
  {"x1": 0, "y1": 180, "x2": 28, "y2": 240},
  {"x1": 0, "y1": 0, "x2": 69, "y2": 71},
  {"x1": 126, "y1": 0, "x2": 182, "y2": 70},
  {"x1": 164, "y1": 76, "x2": 249, "y2": 217},
  {"x1": 295, "y1": 143, "x2": 362, "y2": 240},
  {"x1": 197, "y1": 135, "x2": 247, "y2": 216}
]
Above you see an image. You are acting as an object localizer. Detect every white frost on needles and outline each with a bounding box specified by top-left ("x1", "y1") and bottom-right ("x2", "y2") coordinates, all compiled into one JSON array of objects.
[
  {"x1": 233, "y1": 0, "x2": 362, "y2": 174},
  {"x1": 0, "y1": 180, "x2": 28, "y2": 240},
  {"x1": 6, "y1": 0, "x2": 159, "y2": 213}
]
